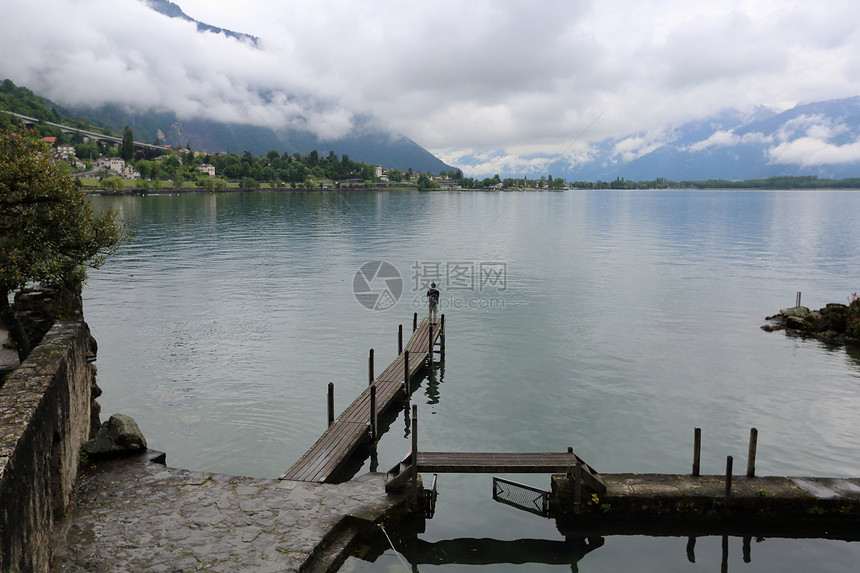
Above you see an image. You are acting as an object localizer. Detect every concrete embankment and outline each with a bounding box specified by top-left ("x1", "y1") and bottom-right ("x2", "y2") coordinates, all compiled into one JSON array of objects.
[
  {"x1": 51, "y1": 452, "x2": 413, "y2": 572},
  {"x1": 553, "y1": 473, "x2": 860, "y2": 538}
]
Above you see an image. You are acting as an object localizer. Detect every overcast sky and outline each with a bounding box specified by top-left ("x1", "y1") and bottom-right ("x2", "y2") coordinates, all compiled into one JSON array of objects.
[{"x1": 3, "y1": 0, "x2": 859, "y2": 175}]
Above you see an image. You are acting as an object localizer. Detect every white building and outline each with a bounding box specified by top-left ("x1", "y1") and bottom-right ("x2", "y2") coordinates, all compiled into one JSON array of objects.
[{"x1": 197, "y1": 164, "x2": 216, "y2": 177}]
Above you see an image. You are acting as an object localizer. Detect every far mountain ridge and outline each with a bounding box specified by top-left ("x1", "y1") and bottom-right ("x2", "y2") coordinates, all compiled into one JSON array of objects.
[
  {"x1": 547, "y1": 96, "x2": 860, "y2": 181},
  {"x1": 140, "y1": 0, "x2": 259, "y2": 45}
]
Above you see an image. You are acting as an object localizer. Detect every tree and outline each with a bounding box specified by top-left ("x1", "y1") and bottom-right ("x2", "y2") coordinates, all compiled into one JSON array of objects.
[
  {"x1": 121, "y1": 125, "x2": 134, "y2": 162},
  {"x1": 0, "y1": 129, "x2": 124, "y2": 359},
  {"x1": 102, "y1": 176, "x2": 125, "y2": 192},
  {"x1": 416, "y1": 173, "x2": 438, "y2": 190}
]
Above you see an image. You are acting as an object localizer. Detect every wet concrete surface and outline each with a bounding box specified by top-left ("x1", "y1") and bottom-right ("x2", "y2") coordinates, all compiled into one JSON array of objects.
[{"x1": 51, "y1": 451, "x2": 409, "y2": 572}]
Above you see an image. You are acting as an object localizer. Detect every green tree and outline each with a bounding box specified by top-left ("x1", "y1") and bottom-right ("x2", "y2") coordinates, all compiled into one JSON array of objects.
[
  {"x1": 102, "y1": 176, "x2": 125, "y2": 192},
  {"x1": 121, "y1": 125, "x2": 134, "y2": 162},
  {"x1": 0, "y1": 129, "x2": 124, "y2": 359},
  {"x1": 416, "y1": 173, "x2": 438, "y2": 190},
  {"x1": 135, "y1": 159, "x2": 155, "y2": 180}
]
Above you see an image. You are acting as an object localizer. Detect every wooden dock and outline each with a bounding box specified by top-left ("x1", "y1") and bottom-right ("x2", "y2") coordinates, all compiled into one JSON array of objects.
[{"x1": 280, "y1": 315, "x2": 444, "y2": 483}]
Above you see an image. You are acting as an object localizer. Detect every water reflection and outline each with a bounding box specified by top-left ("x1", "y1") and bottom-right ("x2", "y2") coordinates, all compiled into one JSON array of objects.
[
  {"x1": 355, "y1": 528, "x2": 860, "y2": 572},
  {"x1": 399, "y1": 536, "x2": 604, "y2": 570}
]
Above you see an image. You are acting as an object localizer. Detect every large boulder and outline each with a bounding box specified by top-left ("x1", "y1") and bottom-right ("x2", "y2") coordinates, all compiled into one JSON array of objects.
[
  {"x1": 0, "y1": 324, "x2": 20, "y2": 380},
  {"x1": 816, "y1": 303, "x2": 848, "y2": 333},
  {"x1": 82, "y1": 414, "x2": 147, "y2": 457}
]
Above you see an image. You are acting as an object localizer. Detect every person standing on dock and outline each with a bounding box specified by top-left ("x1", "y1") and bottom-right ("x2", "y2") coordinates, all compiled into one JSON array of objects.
[{"x1": 427, "y1": 282, "x2": 440, "y2": 323}]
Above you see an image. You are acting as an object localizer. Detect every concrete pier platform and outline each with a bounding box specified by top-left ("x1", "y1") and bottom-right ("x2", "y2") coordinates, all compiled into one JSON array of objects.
[
  {"x1": 50, "y1": 451, "x2": 413, "y2": 573},
  {"x1": 553, "y1": 473, "x2": 860, "y2": 538}
]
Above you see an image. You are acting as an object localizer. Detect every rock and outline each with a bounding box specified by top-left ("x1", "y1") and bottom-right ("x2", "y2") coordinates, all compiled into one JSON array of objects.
[
  {"x1": 779, "y1": 306, "x2": 811, "y2": 319},
  {"x1": 817, "y1": 304, "x2": 848, "y2": 333},
  {"x1": 82, "y1": 414, "x2": 147, "y2": 457},
  {"x1": 0, "y1": 324, "x2": 20, "y2": 380},
  {"x1": 784, "y1": 315, "x2": 811, "y2": 330}
]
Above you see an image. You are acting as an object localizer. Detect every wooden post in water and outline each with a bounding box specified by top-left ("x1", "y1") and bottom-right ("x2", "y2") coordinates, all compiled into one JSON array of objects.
[
  {"x1": 440, "y1": 314, "x2": 446, "y2": 359},
  {"x1": 747, "y1": 428, "x2": 758, "y2": 477},
  {"x1": 403, "y1": 350, "x2": 410, "y2": 396},
  {"x1": 796, "y1": 291, "x2": 802, "y2": 307},
  {"x1": 368, "y1": 349, "x2": 374, "y2": 385},
  {"x1": 721, "y1": 536, "x2": 729, "y2": 573},
  {"x1": 428, "y1": 324, "x2": 434, "y2": 365},
  {"x1": 327, "y1": 382, "x2": 335, "y2": 427},
  {"x1": 413, "y1": 312, "x2": 418, "y2": 332},
  {"x1": 398, "y1": 324, "x2": 403, "y2": 355},
  {"x1": 692, "y1": 428, "x2": 702, "y2": 477},
  {"x1": 573, "y1": 459, "x2": 582, "y2": 515},
  {"x1": 370, "y1": 384, "x2": 378, "y2": 440},
  {"x1": 411, "y1": 404, "x2": 419, "y2": 505},
  {"x1": 725, "y1": 456, "x2": 733, "y2": 503}
]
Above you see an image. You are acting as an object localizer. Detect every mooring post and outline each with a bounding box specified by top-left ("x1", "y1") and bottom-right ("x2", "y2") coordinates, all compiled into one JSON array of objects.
[
  {"x1": 725, "y1": 455, "x2": 733, "y2": 503},
  {"x1": 796, "y1": 291, "x2": 802, "y2": 307},
  {"x1": 428, "y1": 324, "x2": 434, "y2": 365},
  {"x1": 411, "y1": 404, "x2": 419, "y2": 505},
  {"x1": 403, "y1": 350, "x2": 410, "y2": 396},
  {"x1": 368, "y1": 348, "x2": 374, "y2": 385},
  {"x1": 573, "y1": 459, "x2": 582, "y2": 515},
  {"x1": 440, "y1": 314, "x2": 446, "y2": 359},
  {"x1": 413, "y1": 312, "x2": 418, "y2": 332},
  {"x1": 398, "y1": 324, "x2": 403, "y2": 355},
  {"x1": 370, "y1": 384, "x2": 378, "y2": 440},
  {"x1": 327, "y1": 382, "x2": 335, "y2": 427},
  {"x1": 692, "y1": 427, "x2": 702, "y2": 477},
  {"x1": 747, "y1": 427, "x2": 758, "y2": 477}
]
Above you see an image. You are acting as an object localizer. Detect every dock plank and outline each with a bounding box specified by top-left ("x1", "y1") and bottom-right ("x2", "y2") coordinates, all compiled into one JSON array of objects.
[
  {"x1": 281, "y1": 317, "x2": 442, "y2": 483},
  {"x1": 416, "y1": 452, "x2": 583, "y2": 474}
]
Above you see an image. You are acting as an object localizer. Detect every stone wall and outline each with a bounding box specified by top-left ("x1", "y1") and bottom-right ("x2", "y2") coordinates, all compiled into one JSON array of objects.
[{"x1": 0, "y1": 319, "x2": 96, "y2": 573}]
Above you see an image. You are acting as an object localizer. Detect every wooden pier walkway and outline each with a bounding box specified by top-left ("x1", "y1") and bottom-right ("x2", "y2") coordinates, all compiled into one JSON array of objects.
[{"x1": 280, "y1": 315, "x2": 444, "y2": 483}]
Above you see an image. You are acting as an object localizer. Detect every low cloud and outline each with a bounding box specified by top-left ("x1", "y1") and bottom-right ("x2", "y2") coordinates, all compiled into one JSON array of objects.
[
  {"x1": 766, "y1": 114, "x2": 860, "y2": 165},
  {"x1": 685, "y1": 130, "x2": 773, "y2": 152},
  {"x1": 612, "y1": 133, "x2": 668, "y2": 162}
]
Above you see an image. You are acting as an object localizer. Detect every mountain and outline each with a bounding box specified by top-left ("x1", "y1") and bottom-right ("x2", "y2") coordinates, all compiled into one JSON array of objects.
[
  {"x1": 140, "y1": 0, "x2": 259, "y2": 45},
  {"x1": 55, "y1": 102, "x2": 457, "y2": 174},
  {"x1": 547, "y1": 97, "x2": 860, "y2": 181}
]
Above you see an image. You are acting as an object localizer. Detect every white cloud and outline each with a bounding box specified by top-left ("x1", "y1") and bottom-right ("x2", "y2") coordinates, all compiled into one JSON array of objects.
[
  {"x1": 685, "y1": 130, "x2": 773, "y2": 152},
  {"x1": 612, "y1": 133, "x2": 668, "y2": 162},
  {"x1": 767, "y1": 115, "x2": 860, "y2": 165},
  {"x1": 3, "y1": 0, "x2": 860, "y2": 173}
]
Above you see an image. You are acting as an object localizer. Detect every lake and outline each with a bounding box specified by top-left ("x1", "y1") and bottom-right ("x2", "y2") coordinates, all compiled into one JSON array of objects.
[{"x1": 85, "y1": 189, "x2": 860, "y2": 572}]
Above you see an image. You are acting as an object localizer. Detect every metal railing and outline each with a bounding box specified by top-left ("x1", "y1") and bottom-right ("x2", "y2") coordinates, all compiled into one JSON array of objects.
[{"x1": 492, "y1": 476, "x2": 550, "y2": 517}]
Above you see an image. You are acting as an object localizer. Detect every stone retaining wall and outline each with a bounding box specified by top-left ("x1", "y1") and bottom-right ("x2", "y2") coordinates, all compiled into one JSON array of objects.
[{"x1": 0, "y1": 320, "x2": 96, "y2": 573}]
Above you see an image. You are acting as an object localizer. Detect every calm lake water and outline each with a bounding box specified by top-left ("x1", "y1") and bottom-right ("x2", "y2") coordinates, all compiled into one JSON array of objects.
[{"x1": 85, "y1": 189, "x2": 860, "y2": 572}]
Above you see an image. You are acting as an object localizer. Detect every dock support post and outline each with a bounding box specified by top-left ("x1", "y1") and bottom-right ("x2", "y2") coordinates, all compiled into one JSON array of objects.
[
  {"x1": 721, "y1": 536, "x2": 729, "y2": 573},
  {"x1": 796, "y1": 291, "x2": 802, "y2": 307},
  {"x1": 743, "y1": 536, "x2": 751, "y2": 563},
  {"x1": 403, "y1": 350, "x2": 410, "y2": 396},
  {"x1": 440, "y1": 314, "x2": 446, "y2": 359},
  {"x1": 368, "y1": 349, "x2": 374, "y2": 385},
  {"x1": 428, "y1": 324, "x2": 434, "y2": 365},
  {"x1": 692, "y1": 427, "x2": 702, "y2": 477},
  {"x1": 573, "y1": 459, "x2": 582, "y2": 515},
  {"x1": 327, "y1": 382, "x2": 335, "y2": 427},
  {"x1": 413, "y1": 312, "x2": 418, "y2": 332},
  {"x1": 747, "y1": 427, "x2": 758, "y2": 477},
  {"x1": 370, "y1": 384, "x2": 377, "y2": 440},
  {"x1": 725, "y1": 456, "x2": 733, "y2": 503},
  {"x1": 411, "y1": 404, "x2": 419, "y2": 505},
  {"x1": 398, "y1": 324, "x2": 403, "y2": 355}
]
